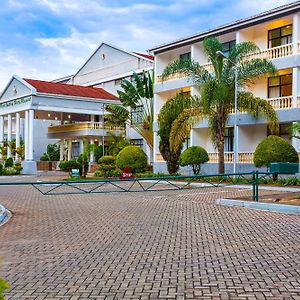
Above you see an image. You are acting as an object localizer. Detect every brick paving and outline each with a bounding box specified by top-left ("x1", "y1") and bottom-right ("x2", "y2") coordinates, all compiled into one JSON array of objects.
[{"x1": 0, "y1": 184, "x2": 299, "y2": 299}]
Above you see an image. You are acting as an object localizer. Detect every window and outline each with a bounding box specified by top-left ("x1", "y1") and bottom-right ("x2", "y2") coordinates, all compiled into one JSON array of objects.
[
  {"x1": 184, "y1": 137, "x2": 190, "y2": 150},
  {"x1": 130, "y1": 139, "x2": 143, "y2": 148},
  {"x1": 268, "y1": 24, "x2": 292, "y2": 48},
  {"x1": 268, "y1": 73, "x2": 292, "y2": 98},
  {"x1": 268, "y1": 123, "x2": 291, "y2": 141},
  {"x1": 224, "y1": 127, "x2": 234, "y2": 152},
  {"x1": 131, "y1": 105, "x2": 144, "y2": 125},
  {"x1": 179, "y1": 52, "x2": 191, "y2": 61},
  {"x1": 222, "y1": 40, "x2": 236, "y2": 57}
]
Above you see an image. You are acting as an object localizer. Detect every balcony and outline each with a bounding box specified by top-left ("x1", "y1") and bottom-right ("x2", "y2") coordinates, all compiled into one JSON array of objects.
[
  {"x1": 48, "y1": 122, "x2": 125, "y2": 136},
  {"x1": 156, "y1": 43, "x2": 299, "y2": 83}
]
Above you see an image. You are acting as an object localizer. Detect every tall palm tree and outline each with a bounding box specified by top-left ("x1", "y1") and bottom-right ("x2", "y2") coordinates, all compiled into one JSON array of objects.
[
  {"x1": 106, "y1": 70, "x2": 154, "y2": 150},
  {"x1": 161, "y1": 37, "x2": 279, "y2": 173}
]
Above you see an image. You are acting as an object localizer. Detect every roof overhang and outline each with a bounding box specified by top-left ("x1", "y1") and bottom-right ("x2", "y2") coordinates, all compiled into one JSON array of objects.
[{"x1": 148, "y1": 2, "x2": 300, "y2": 54}]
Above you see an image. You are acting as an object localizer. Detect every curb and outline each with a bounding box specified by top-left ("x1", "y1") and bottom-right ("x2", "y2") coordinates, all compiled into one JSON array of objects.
[{"x1": 216, "y1": 198, "x2": 300, "y2": 215}]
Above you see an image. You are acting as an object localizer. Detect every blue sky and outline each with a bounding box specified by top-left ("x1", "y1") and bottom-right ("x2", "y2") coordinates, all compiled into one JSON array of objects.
[{"x1": 0, "y1": 0, "x2": 296, "y2": 89}]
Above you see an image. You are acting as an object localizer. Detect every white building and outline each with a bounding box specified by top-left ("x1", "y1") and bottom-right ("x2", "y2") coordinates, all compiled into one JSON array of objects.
[
  {"x1": 149, "y1": 1, "x2": 300, "y2": 173},
  {"x1": 0, "y1": 43, "x2": 154, "y2": 173}
]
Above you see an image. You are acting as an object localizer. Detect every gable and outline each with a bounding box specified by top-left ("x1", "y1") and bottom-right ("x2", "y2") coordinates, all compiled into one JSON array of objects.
[{"x1": 0, "y1": 76, "x2": 34, "y2": 103}]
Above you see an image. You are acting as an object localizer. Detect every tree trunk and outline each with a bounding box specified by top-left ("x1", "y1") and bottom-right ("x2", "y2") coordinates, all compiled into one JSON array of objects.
[{"x1": 218, "y1": 143, "x2": 225, "y2": 174}]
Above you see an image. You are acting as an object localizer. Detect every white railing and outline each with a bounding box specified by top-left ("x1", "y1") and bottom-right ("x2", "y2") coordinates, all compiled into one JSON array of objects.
[
  {"x1": 246, "y1": 43, "x2": 293, "y2": 60},
  {"x1": 48, "y1": 122, "x2": 125, "y2": 133},
  {"x1": 267, "y1": 96, "x2": 293, "y2": 110},
  {"x1": 208, "y1": 152, "x2": 234, "y2": 163},
  {"x1": 156, "y1": 43, "x2": 295, "y2": 83}
]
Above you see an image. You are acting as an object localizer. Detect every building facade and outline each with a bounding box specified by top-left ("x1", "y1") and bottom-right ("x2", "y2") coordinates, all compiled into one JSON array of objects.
[
  {"x1": 0, "y1": 43, "x2": 154, "y2": 173},
  {"x1": 150, "y1": 2, "x2": 300, "y2": 174}
]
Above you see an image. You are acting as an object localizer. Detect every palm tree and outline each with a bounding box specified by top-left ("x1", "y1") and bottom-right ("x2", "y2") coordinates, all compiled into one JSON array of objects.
[
  {"x1": 158, "y1": 93, "x2": 191, "y2": 174},
  {"x1": 161, "y1": 37, "x2": 279, "y2": 173},
  {"x1": 106, "y1": 71, "x2": 154, "y2": 151}
]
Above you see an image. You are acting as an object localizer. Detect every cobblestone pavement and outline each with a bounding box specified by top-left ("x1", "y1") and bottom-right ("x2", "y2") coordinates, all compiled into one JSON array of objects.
[{"x1": 0, "y1": 184, "x2": 299, "y2": 300}]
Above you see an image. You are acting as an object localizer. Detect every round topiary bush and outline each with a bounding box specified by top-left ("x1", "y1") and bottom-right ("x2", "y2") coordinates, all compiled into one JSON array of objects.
[
  {"x1": 98, "y1": 156, "x2": 115, "y2": 165},
  {"x1": 253, "y1": 135, "x2": 299, "y2": 167},
  {"x1": 115, "y1": 146, "x2": 147, "y2": 173},
  {"x1": 179, "y1": 146, "x2": 209, "y2": 174}
]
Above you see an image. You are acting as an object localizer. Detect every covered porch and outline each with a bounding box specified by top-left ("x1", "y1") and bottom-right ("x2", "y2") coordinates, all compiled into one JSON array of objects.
[{"x1": 0, "y1": 76, "x2": 120, "y2": 174}]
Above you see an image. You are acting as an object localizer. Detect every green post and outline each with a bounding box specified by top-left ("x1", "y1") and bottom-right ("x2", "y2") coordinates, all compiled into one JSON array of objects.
[{"x1": 252, "y1": 171, "x2": 259, "y2": 202}]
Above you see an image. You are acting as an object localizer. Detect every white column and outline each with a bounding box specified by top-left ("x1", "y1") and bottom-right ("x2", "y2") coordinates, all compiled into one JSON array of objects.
[
  {"x1": 7, "y1": 114, "x2": 12, "y2": 158},
  {"x1": 24, "y1": 110, "x2": 29, "y2": 160},
  {"x1": 15, "y1": 113, "x2": 20, "y2": 161},
  {"x1": 28, "y1": 110, "x2": 34, "y2": 161},
  {"x1": 293, "y1": 67, "x2": 299, "y2": 108},
  {"x1": 90, "y1": 138, "x2": 95, "y2": 162},
  {"x1": 0, "y1": 115, "x2": 4, "y2": 143},
  {"x1": 60, "y1": 139, "x2": 64, "y2": 161},
  {"x1": 0, "y1": 115, "x2": 4, "y2": 160},
  {"x1": 68, "y1": 140, "x2": 72, "y2": 161},
  {"x1": 293, "y1": 13, "x2": 299, "y2": 55},
  {"x1": 90, "y1": 114, "x2": 95, "y2": 123}
]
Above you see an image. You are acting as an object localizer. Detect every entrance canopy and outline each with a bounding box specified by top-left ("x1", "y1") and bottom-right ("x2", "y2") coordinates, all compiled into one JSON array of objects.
[{"x1": 0, "y1": 75, "x2": 120, "y2": 116}]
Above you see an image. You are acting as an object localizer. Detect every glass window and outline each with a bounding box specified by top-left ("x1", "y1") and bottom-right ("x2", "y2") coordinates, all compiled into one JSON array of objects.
[
  {"x1": 222, "y1": 40, "x2": 236, "y2": 57},
  {"x1": 268, "y1": 73, "x2": 292, "y2": 98},
  {"x1": 179, "y1": 52, "x2": 191, "y2": 61},
  {"x1": 224, "y1": 127, "x2": 234, "y2": 152},
  {"x1": 268, "y1": 24, "x2": 292, "y2": 48},
  {"x1": 131, "y1": 105, "x2": 144, "y2": 125}
]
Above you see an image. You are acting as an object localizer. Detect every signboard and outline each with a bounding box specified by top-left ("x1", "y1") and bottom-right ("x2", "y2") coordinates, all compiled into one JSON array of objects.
[
  {"x1": 71, "y1": 169, "x2": 80, "y2": 178},
  {"x1": 0, "y1": 96, "x2": 31, "y2": 110},
  {"x1": 120, "y1": 166, "x2": 134, "y2": 179}
]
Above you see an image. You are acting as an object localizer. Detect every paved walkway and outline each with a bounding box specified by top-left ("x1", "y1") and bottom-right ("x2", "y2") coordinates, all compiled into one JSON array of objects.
[{"x1": 0, "y1": 185, "x2": 299, "y2": 299}]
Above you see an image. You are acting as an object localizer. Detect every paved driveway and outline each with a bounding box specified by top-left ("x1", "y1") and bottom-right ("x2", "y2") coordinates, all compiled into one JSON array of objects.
[{"x1": 0, "y1": 185, "x2": 299, "y2": 299}]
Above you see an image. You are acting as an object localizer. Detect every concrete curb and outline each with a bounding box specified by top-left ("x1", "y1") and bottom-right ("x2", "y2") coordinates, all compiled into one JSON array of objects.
[
  {"x1": 216, "y1": 198, "x2": 300, "y2": 215},
  {"x1": 0, "y1": 204, "x2": 11, "y2": 226}
]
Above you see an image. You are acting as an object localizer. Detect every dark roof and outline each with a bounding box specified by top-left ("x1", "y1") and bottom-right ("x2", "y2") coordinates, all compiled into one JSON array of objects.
[
  {"x1": 133, "y1": 52, "x2": 155, "y2": 60},
  {"x1": 23, "y1": 79, "x2": 118, "y2": 100},
  {"x1": 149, "y1": 1, "x2": 300, "y2": 54}
]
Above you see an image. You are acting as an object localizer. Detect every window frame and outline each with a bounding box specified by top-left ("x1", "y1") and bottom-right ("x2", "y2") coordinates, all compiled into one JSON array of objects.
[
  {"x1": 224, "y1": 127, "x2": 234, "y2": 152},
  {"x1": 130, "y1": 105, "x2": 144, "y2": 126},
  {"x1": 267, "y1": 73, "x2": 292, "y2": 98},
  {"x1": 268, "y1": 24, "x2": 293, "y2": 49},
  {"x1": 221, "y1": 40, "x2": 236, "y2": 57}
]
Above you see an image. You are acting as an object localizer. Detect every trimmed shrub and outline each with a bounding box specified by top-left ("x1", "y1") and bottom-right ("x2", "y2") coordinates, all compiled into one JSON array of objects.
[
  {"x1": 98, "y1": 156, "x2": 115, "y2": 165},
  {"x1": 4, "y1": 157, "x2": 13, "y2": 168},
  {"x1": 0, "y1": 277, "x2": 10, "y2": 299},
  {"x1": 3, "y1": 167, "x2": 17, "y2": 175},
  {"x1": 116, "y1": 146, "x2": 147, "y2": 173},
  {"x1": 59, "y1": 160, "x2": 81, "y2": 175},
  {"x1": 14, "y1": 162, "x2": 23, "y2": 175},
  {"x1": 77, "y1": 154, "x2": 89, "y2": 177},
  {"x1": 254, "y1": 135, "x2": 299, "y2": 167},
  {"x1": 39, "y1": 153, "x2": 49, "y2": 161},
  {"x1": 179, "y1": 146, "x2": 209, "y2": 175}
]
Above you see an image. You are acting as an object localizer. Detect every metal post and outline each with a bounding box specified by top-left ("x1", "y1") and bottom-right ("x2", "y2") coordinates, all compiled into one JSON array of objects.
[
  {"x1": 252, "y1": 171, "x2": 259, "y2": 202},
  {"x1": 233, "y1": 66, "x2": 238, "y2": 175}
]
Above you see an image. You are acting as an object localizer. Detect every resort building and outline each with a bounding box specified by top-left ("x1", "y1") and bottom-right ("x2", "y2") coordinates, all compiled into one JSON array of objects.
[
  {"x1": 149, "y1": 1, "x2": 300, "y2": 173},
  {"x1": 0, "y1": 43, "x2": 153, "y2": 173}
]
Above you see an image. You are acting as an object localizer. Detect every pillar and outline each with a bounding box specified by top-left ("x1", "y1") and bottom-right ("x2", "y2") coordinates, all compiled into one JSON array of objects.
[
  {"x1": 90, "y1": 138, "x2": 95, "y2": 162},
  {"x1": 28, "y1": 110, "x2": 34, "y2": 160},
  {"x1": 293, "y1": 13, "x2": 299, "y2": 55},
  {"x1": 15, "y1": 113, "x2": 20, "y2": 161},
  {"x1": 0, "y1": 116, "x2": 4, "y2": 160},
  {"x1": 60, "y1": 139, "x2": 64, "y2": 161},
  {"x1": 7, "y1": 114, "x2": 12, "y2": 158},
  {"x1": 293, "y1": 67, "x2": 299, "y2": 108},
  {"x1": 90, "y1": 114, "x2": 95, "y2": 123},
  {"x1": 68, "y1": 140, "x2": 72, "y2": 161},
  {"x1": 24, "y1": 111, "x2": 29, "y2": 160}
]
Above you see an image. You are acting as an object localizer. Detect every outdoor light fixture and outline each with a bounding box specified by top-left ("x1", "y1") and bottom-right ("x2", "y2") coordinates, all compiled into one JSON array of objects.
[
  {"x1": 68, "y1": 115, "x2": 71, "y2": 119},
  {"x1": 47, "y1": 113, "x2": 51, "y2": 117},
  {"x1": 216, "y1": 50, "x2": 238, "y2": 174}
]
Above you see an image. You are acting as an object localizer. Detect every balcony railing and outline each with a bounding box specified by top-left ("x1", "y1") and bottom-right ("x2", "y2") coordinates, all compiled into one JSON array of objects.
[
  {"x1": 48, "y1": 122, "x2": 125, "y2": 133},
  {"x1": 246, "y1": 43, "x2": 293, "y2": 60},
  {"x1": 267, "y1": 96, "x2": 293, "y2": 109},
  {"x1": 156, "y1": 43, "x2": 296, "y2": 83},
  {"x1": 208, "y1": 152, "x2": 254, "y2": 163}
]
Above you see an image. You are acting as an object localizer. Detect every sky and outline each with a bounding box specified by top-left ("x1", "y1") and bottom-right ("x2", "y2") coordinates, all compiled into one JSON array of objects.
[{"x1": 0, "y1": 0, "x2": 297, "y2": 89}]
